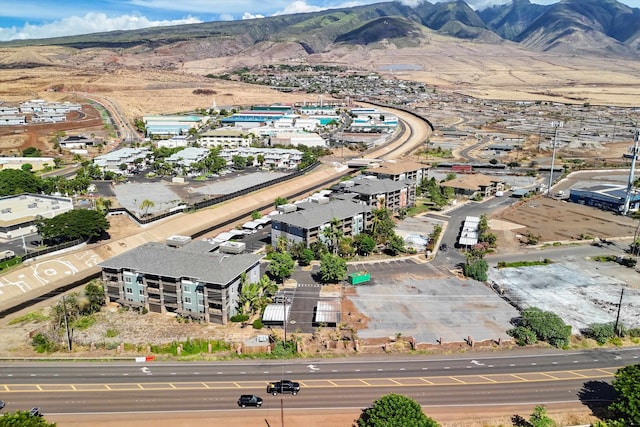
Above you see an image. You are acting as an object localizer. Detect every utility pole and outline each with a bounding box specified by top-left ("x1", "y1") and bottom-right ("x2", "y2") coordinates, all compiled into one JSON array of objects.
[
  {"x1": 622, "y1": 129, "x2": 639, "y2": 216},
  {"x1": 282, "y1": 295, "x2": 287, "y2": 347},
  {"x1": 547, "y1": 121, "x2": 563, "y2": 196},
  {"x1": 614, "y1": 288, "x2": 625, "y2": 337},
  {"x1": 62, "y1": 295, "x2": 72, "y2": 351}
]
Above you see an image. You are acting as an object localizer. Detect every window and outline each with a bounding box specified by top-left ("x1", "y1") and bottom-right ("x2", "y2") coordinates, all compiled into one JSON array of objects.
[
  {"x1": 139, "y1": 289, "x2": 144, "y2": 296},
  {"x1": 126, "y1": 287, "x2": 133, "y2": 294},
  {"x1": 124, "y1": 276, "x2": 132, "y2": 283},
  {"x1": 183, "y1": 285, "x2": 191, "y2": 293},
  {"x1": 185, "y1": 297, "x2": 192, "y2": 304}
]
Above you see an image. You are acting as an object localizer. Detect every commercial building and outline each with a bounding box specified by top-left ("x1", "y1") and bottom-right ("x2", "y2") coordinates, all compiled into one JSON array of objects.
[
  {"x1": 143, "y1": 115, "x2": 204, "y2": 138},
  {"x1": 99, "y1": 242, "x2": 263, "y2": 324},
  {"x1": 0, "y1": 194, "x2": 73, "y2": 239},
  {"x1": 569, "y1": 184, "x2": 640, "y2": 213}
]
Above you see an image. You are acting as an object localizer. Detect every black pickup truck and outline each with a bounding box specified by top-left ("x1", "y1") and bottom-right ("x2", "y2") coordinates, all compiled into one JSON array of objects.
[{"x1": 266, "y1": 380, "x2": 300, "y2": 395}]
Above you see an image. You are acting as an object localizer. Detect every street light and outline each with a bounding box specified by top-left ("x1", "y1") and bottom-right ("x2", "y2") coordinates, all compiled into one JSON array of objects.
[{"x1": 547, "y1": 121, "x2": 563, "y2": 196}]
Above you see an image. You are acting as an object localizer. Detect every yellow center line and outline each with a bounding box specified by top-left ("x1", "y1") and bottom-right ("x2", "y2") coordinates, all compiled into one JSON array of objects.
[
  {"x1": 0, "y1": 367, "x2": 620, "y2": 394},
  {"x1": 539, "y1": 372, "x2": 558, "y2": 379}
]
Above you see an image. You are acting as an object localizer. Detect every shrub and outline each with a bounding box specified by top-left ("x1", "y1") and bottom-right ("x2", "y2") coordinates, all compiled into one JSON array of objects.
[
  {"x1": 583, "y1": 322, "x2": 617, "y2": 344},
  {"x1": 31, "y1": 333, "x2": 57, "y2": 353},
  {"x1": 252, "y1": 319, "x2": 264, "y2": 329},
  {"x1": 230, "y1": 314, "x2": 250, "y2": 323},
  {"x1": 508, "y1": 307, "x2": 571, "y2": 348},
  {"x1": 507, "y1": 326, "x2": 538, "y2": 346}
]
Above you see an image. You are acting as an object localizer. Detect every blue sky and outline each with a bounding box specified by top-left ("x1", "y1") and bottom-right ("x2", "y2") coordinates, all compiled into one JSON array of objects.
[{"x1": 1, "y1": 0, "x2": 639, "y2": 41}]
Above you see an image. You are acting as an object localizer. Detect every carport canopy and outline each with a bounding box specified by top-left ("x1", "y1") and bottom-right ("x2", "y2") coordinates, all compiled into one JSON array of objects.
[{"x1": 262, "y1": 304, "x2": 290, "y2": 323}]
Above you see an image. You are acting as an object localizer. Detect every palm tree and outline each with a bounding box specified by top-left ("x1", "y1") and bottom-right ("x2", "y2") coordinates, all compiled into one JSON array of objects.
[{"x1": 139, "y1": 199, "x2": 155, "y2": 217}]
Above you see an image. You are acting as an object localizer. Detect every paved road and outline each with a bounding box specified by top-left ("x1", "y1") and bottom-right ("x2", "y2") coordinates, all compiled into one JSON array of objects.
[{"x1": 1, "y1": 347, "x2": 637, "y2": 416}]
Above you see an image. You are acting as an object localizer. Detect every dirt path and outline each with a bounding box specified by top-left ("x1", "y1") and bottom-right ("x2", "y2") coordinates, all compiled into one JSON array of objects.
[{"x1": 48, "y1": 402, "x2": 598, "y2": 427}]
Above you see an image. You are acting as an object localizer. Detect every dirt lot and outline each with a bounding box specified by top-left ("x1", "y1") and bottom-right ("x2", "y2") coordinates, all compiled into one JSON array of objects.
[{"x1": 490, "y1": 195, "x2": 639, "y2": 251}]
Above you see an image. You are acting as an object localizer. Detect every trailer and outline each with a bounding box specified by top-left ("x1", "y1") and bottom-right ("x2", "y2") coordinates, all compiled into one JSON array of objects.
[{"x1": 348, "y1": 271, "x2": 370, "y2": 285}]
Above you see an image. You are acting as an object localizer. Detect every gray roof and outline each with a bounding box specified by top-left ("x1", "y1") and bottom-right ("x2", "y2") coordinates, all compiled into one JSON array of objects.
[
  {"x1": 99, "y1": 242, "x2": 262, "y2": 285},
  {"x1": 273, "y1": 199, "x2": 371, "y2": 229},
  {"x1": 350, "y1": 178, "x2": 407, "y2": 195}
]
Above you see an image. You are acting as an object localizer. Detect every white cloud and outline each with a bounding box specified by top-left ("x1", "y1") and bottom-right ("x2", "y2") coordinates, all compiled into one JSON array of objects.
[
  {"x1": 242, "y1": 12, "x2": 265, "y2": 20},
  {"x1": 272, "y1": 1, "x2": 324, "y2": 15},
  {"x1": 0, "y1": 12, "x2": 202, "y2": 41}
]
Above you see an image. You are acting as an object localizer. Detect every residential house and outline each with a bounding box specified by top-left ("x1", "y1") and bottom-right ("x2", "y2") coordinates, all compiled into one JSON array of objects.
[
  {"x1": 99, "y1": 242, "x2": 263, "y2": 324},
  {"x1": 58, "y1": 135, "x2": 96, "y2": 149}
]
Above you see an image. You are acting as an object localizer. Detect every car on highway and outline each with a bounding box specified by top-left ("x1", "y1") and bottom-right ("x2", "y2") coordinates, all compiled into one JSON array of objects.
[
  {"x1": 266, "y1": 380, "x2": 300, "y2": 395},
  {"x1": 237, "y1": 394, "x2": 263, "y2": 408},
  {"x1": 0, "y1": 400, "x2": 5, "y2": 410},
  {"x1": 29, "y1": 407, "x2": 41, "y2": 417}
]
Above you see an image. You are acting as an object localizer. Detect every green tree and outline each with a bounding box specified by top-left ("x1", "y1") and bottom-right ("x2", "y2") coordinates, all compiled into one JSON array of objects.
[
  {"x1": 386, "y1": 233, "x2": 406, "y2": 256},
  {"x1": 21, "y1": 163, "x2": 33, "y2": 172},
  {"x1": 608, "y1": 364, "x2": 640, "y2": 426},
  {"x1": 369, "y1": 206, "x2": 395, "y2": 245},
  {"x1": 250, "y1": 210, "x2": 262, "y2": 220},
  {"x1": 274, "y1": 197, "x2": 289, "y2": 207},
  {"x1": 321, "y1": 218, "x2": 343, "y2": 255},
  {"x1": 357, "y1": 393, "x2": 439, "y2": 427},
  {"x1": 0, "y1": 169, "x2": 44, "y2": 196},
  {"x1": 0, "y1": 411, "x2": 56, "y2": 426},
  {"x1": 319, "y1": 253, "x2": 347, "y2": 284},
  {"x1": 298, "y1": 248, "x2": 315, "y2": 266},
  {"x1": 22, "y1": 147, "x2": 42, "y2": 157},
  {"x1": 269, "y1": 252, "x2": 294, "y2": 283},
  {"x1": 232, "y1": 155, "x2": 247, "y2": 169},
  {"x1": 139, "y1": 199, "x2": 155, "y2": 216},
  {"x1": 508, "y1": 307, "x2": 571, "y2": 348},
  {"x1": 35, "y1": 209, "x2": 110, "y2": 242},
  {"x1": 354, "y1": 233, "x2": 376, "y2": 256},
  {"x1": 83, "y1": 281, "x2": 105, "y2": 314}
]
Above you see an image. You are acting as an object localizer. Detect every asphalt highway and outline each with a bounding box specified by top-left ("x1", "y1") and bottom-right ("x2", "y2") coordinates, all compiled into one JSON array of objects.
[{"x1": 1, "y1": 347, "x2": 637, "y2": 415}]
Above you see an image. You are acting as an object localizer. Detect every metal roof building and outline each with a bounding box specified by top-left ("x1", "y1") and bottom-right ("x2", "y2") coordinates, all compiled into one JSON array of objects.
[{"x1": 458, "y1": 216, "x2": 480, "y2": 247}]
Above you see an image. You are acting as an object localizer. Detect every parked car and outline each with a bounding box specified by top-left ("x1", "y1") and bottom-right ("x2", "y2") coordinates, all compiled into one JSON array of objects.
[
  {"x1": 266, "y1": 380, "x2": 300, "y2": 396},
  {"x1": 439, "y1": 243, "x2": 448, "y2": 252},
  {"x1": 0, "y1": 400, "x2": 5, "y2": 410},
  {"x1": 29, "y1": 407, "x2": 41, "y2": 417},
  {"x1": 237, "y1": 394, "x2": 263, "y2": 408}
]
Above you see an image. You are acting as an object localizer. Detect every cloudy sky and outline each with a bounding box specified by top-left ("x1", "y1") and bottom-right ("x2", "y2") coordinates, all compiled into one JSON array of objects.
[{"x1": 1, "y1": 0, "x2": 639, "y2": 42}]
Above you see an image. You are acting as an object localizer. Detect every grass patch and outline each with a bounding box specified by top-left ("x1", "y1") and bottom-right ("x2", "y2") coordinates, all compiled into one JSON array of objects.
[
  {"x1": 72, "y1": 316, "x2": 97, "y2": 330},
  {"x1": 8, "y1": 311, "x2": 49, "y2": 325},
  {"x1": 105, "y1": 328, "x2": 119, "y2": 338},
  {"x1": 150, "y1": 338, "x2": 230, "y2": 356},
  {"x1": 497, "y1": 259, "x2": 552, "y2": 268},
  {"x1": 591, "y1": 255, "x2": 616, "y2": 262}
]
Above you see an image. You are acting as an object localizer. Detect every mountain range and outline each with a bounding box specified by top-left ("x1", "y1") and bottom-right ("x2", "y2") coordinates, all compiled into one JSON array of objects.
[{"x1": 2, "y1": 0, "x2": 640, "y2": 68}]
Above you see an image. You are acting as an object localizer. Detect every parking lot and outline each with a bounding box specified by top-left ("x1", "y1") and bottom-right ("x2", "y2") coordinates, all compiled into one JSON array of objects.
[{"x1": 343, "y1": 258, "x2": 519, "y2": 345}]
